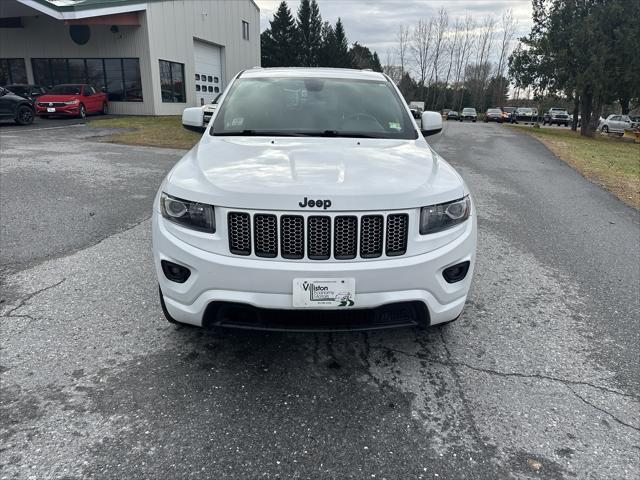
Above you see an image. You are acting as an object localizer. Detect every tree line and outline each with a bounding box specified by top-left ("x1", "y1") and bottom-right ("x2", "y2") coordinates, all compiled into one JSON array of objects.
[
  {"x1": 508, "y1": 0, "x2": 640, "y2": 137},
  {"x1": 261, "y1": 0, "x2": 383, "y2": 72},
  {"x1": 384, "y1": 8, "x2": 518, "y2": 113}
]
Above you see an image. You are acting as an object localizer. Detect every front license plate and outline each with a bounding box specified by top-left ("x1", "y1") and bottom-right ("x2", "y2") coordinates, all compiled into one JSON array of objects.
[
  {"x1": 47, "y1": 108, "x2": 56, "y2": 112},
  {"x1": 292, "y1": 278, "x2": 356, "y2": 308}
]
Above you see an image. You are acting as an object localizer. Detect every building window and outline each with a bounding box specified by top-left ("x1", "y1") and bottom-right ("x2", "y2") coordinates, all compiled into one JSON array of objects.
[
  {"x1": 31, "y1": 58, "x2": 142, "y2": 102},
  {"x1": 242, "y1": 20, "x2": 250, "y2": 40},
  {"x1": 159, "y1": 60, "x2": 185, "y2": 103},
  {"x1": 0, "y1": 58, "x2": 27, "y2": 84}
]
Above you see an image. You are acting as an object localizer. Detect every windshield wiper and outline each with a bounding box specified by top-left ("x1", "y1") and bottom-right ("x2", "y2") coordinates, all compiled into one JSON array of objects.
[
  {"x1": 296, "y1": 130, "x2": 378, "y2": 138},
  {"x1": 213, "y1": 130, "x2": 306, "y2": 137}
]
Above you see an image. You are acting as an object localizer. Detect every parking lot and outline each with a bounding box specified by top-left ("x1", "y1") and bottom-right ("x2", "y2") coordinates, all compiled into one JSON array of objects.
[{"x1": 1, "y1": 121, "x2": 639, "y2": 479}]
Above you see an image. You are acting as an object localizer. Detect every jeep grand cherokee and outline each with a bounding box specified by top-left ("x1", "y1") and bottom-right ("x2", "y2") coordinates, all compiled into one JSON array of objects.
[{"x1": 153, "y1": 68, "x2": 477, "y2": 331}]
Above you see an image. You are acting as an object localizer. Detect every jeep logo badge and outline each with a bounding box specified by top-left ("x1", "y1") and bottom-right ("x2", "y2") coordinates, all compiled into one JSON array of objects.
[{"x1": 299, "y1": 197, "x2": 332, "y2": 209}]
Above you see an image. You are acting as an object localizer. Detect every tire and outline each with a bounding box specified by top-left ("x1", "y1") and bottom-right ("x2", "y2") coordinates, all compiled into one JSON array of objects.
[
  {"x1": 602, "y1": 125, "x2": 609, "y2": 133},
  {"x1": 78, "y1": 104, "x2": 86, "y2": 119},
  {"x1": 472, "y1": 120, "x2": 476, "y2": 123},
  {"x1": 15, "y1": 105, "x2": 35, "y2": 125},
  {"x1": 101, "y1": 102, "x2": 108, "y2": 115}
]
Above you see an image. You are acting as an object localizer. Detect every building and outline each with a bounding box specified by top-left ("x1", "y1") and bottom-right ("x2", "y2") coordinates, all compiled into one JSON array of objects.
[{"x1": 0, "y1": 0, "x2": 260, "y2": 115}]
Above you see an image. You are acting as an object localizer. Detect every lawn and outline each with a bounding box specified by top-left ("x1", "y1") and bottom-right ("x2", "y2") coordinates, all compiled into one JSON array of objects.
[
  {"x1": 89, "y1": 116, "x2": 201, "y2": 150},
  {"x1": 508, "y1": 126, "x2": 640, "y2": 209}
]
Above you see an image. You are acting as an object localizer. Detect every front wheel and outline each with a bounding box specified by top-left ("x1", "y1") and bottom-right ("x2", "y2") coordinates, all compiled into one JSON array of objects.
[
  {"x1": 78, "y1": 104, "x2": 86, "y2": 119},
  {"x1": 602, "y1": 125, "x2": 609, "y2": 133},
  {"x1": 15, "y1": 105, "x2": 35, "y2": 125}
]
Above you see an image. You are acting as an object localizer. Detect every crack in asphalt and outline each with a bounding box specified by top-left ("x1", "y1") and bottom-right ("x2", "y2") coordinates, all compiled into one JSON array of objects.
[
  {"x1": 374, "y1": 345, "x2": 640, "y2": 403},
  {"x1": 2, "y1": 278, "x2": 66, "y2": 317},
  {"x1": 565, "y1": 385, "x2": 640, "y2": 432},
  {"x1": 371, "y1": 343, "x2": 640, "y2": 432}
]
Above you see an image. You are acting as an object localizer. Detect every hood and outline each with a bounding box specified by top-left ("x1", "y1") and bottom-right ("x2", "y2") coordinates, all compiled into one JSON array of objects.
[
  {"x1": 165, "y1": 135, "x2": 465, "y2": 211},
  {"x1": 38, "y1": 94, "x2": 79, "y2": 102}
]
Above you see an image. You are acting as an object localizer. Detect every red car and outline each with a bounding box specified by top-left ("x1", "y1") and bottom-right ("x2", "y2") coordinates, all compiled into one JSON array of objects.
[{"x1": 36, "y1": 84, "x2": 108, "y2": 118}]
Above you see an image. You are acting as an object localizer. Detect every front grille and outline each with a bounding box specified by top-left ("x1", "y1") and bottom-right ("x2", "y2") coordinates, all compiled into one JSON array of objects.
[
  {"x1": 38, "y1": 102, "x2": 65, "y2": 107},
  {"x1": 227, "y1": 211, "x2": 409, "y2": 261},
  {"x1": 281, "y1": 215, "x2": 304, "y2": 259},
  {"x1": 228, "y1": 212, "x2": 251, "y2": 255},
  {"x1": 360, "y1": 215, "x2": 384, "y2": 258},
  {"x1": 307, "y1": 216, "x2": 331, "y2": 260}
]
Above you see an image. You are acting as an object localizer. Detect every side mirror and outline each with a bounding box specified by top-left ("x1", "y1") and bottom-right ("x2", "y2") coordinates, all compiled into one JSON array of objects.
[
  {"x1": 421, "y1": 111, "x2": 443, "y2": 136},
  {"x1": 182, "y1": 107, "x2": 206, "y2": 133}
]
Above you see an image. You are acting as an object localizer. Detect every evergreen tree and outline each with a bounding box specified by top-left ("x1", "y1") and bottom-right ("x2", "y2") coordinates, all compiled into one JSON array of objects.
[
  {"x1": 319, "y1": 21, "x2": 337, "y2": 67},
  {"x1": 261, "y1": 1, "x2": 298, "y2": 67},
  {"x1": 333, "y1": 18, "x2": 351, "y2": 68},
  {"x1": 371, "y1": 52, "x2": 383, "y2": 73},
  {"x1": 296, "y1": 0, "x2": 323, "y2": 66},
  {"x1": 349, "y1": 43, "x2": 383, "y2": 72}
]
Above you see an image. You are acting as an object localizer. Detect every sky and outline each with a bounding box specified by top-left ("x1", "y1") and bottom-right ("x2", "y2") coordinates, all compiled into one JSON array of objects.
[{"x1": 255, "y1": 0, "x2": 533, "y2": 62}]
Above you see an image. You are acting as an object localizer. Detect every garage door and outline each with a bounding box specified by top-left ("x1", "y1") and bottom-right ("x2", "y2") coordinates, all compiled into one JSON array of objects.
[{"x1": 193, "y1": 40, "x2": 222, "y2": 106}]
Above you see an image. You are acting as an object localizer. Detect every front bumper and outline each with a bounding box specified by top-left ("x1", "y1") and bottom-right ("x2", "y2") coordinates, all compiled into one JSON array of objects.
[
  {"x1": 152, "y1": 212, "x2": 477, "y2": 329},
  {"x1": 36, "y1": 105, "x2": 79, "y2": 116}
]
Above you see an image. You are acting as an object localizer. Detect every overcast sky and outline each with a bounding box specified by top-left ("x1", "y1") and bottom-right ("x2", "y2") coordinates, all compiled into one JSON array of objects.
[{"x1": 255, "y1": 0, "x2": 533, "y2": 62}]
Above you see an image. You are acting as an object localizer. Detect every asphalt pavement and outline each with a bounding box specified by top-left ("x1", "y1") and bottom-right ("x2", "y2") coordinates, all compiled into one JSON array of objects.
[{"x1": 0, "y1": 121, "x2": 638, "y2": 479}]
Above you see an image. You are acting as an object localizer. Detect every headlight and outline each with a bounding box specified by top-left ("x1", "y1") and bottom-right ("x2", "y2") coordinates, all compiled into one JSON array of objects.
[
  {"x1": 419, "y1": 196, "x2": 471, "y2": 234},
  {"x1": 161, "y1": 193, "x2": 215, "y2": 233},
  {"x1": 64, "y1": 99, "x2": 80, "y2": 105}
]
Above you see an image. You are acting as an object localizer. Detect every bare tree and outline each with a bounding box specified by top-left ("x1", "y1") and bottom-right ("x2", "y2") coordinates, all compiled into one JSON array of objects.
[
  {"x1": 411, "y1": 18, "x2": 434, "y2": 102},
  {"x1": 494, "y1": 9, "x2": 518, "y2": 105},
  {"x1": 396, "y1": 24, "x2": 410, "y2": 78},
  {"x1": 471, "y1": 15, "x2": 497, "y2": 107},
  {"x1": 436, "y1": 17, "x2": 463, "y2": 109},
  {"x1": 383, "y1": 49, "x2": 402, "y2": 84},
  {"x1": 455, "y1": 16, "x2": 476, "y2": 110},
  {"x1": 430, "y1": 7, "x2": 449, "y2": 109}
]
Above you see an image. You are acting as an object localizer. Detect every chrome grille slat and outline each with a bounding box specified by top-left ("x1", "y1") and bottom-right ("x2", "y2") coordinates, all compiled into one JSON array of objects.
[
  {"x1": 307, "y1": 216, "x2": 331, "y2": 260},
  {"x1": 227, "y1": 211, "x2": 409, "y2": 260}
]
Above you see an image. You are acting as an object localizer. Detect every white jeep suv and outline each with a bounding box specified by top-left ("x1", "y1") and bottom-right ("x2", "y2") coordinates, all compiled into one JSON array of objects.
[{"x1": 153, "y1": 68, "x2": 476, "y2": 331}]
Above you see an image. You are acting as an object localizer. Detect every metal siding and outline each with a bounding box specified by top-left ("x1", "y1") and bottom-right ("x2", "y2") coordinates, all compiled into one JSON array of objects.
[{"x1": 147, "y1": 0, "x2": 260, "y2": 115}]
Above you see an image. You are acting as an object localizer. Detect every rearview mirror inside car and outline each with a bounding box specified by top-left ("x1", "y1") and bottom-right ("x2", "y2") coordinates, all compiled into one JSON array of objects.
[
  {"x1": 421, "y1": 111, "x2": 443, "y2": 136},
  {"x1": 182, "y1": 107, "x2": 206, "y2": 133}
]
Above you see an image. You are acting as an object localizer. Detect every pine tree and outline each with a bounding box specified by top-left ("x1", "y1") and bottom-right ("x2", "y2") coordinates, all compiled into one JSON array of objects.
[
  {"x1": 371, "y1": 52, "x2": 383, "y2": 72},
  {"x1": 333, "y1": 18, "x2": 351, "y2": 68},
  {"x1": 261, "y1": 1, "x2": 298, "y2": 67},
  {"x1": 319, "y1": 21, "x2": 337, "y2": 67},
  {"x1": 296, "y1": 0, "x2": 323, "y2": 66}
]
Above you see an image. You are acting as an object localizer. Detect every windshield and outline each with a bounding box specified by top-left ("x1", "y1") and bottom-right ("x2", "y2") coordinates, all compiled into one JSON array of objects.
[
  {"x1": 518, "y1": 108, "x2": 533, "y2": 113},
  {"x1": 211, "y1": 76, "x2": 417, "y2": 139},
  {"x1": 502, "y1": 107, "x2": 515, "y2": 113},
  {"x1": 462, "y1": 108, "x2": 476, "y2": 113},
  {"x1": 48, "y1": 85, "x2": 82, "y2": 95},
  {"x1": 6, "y1": 86, "x2": 28, "y2": 96},
  {"x1": 487, "y1": 109, "x2": 501, "y2": 113}
]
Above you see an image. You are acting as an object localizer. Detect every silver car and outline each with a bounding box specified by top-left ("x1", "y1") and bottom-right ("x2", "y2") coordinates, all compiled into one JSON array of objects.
[{"x1": 598, "y1": 114, "x2": 631, "y2": 135}]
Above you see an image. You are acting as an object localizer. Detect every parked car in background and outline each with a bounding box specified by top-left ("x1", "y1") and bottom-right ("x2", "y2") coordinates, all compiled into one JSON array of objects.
[
  {"x1": 446, "y1": 110, "x2": 459, "y2": 120},
  {"x1": 36, "y1": 84, "x2": 108, "y2": 119},
  {"x1": 0, "y1": 86, "x2": 35, "y2": 125},
  {"x1": 543, "y1": 108, "x2": 570, "y2": 126},
  {"x1": 3, "y1": 84, "x2": 47, "y2": 105},
  {"x1": 598, "y1": 114, "x2": 632, "y2": 135},
  {"x1": 511, "y1": 107, "x2": 537, "y2": 124},
  {"x1": 459, "y1": 108, "x2": 477, "y2": 122},
  {"x1": 501, "y1": 106, "x2": 516, "y2": 122},
  {"x1": 484, "y1": 108, "x2": 503, "y2": 123}
]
